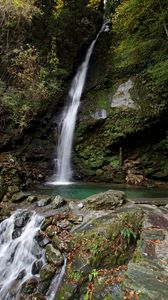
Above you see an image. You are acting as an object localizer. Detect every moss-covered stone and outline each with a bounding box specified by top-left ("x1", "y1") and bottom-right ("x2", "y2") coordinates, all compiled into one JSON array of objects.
[
  {"x1": 39, "y1": 263, "x2": 56, "y2": 293},
  {"x1": 45, "y1": 244, "x2": 64, "y2": 266}
]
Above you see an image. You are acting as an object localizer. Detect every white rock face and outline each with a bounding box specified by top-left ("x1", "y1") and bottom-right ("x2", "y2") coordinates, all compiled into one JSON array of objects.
[
  {"x1": 92, "y1": 109, "x2": 107, "y2": 120},
  {"x1": 111, "y1": 79, "x2": 136, "y2": 108}
]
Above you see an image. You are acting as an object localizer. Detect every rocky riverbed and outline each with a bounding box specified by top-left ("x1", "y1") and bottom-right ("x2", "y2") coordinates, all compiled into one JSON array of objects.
[{"x1": 0, "y1": 189, "x2": 168, "y2": 299}]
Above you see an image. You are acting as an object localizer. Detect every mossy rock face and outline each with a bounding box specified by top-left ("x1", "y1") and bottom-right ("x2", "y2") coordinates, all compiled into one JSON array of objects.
[
  {"x1": 57, "y1": 210, "x2": 143, "y2": 299},
  {"x1": 75, "y1": 71, "x2": 168, "y2": 184},
  {"x1": 39, "y1": 264, "x2": 56, "y2": 293},
  {"x1": 45, "y1": 244, "x2": 64, "y2": 266},
  {"x1": 0, "y1": 175, "x2": 7, "y2": 201},
  {"x1": 11, "y1": 192, "x2": 30, "y2": 203},
  {"x1": 85, "y1": 189, "x2": 126, "y2": 210}
]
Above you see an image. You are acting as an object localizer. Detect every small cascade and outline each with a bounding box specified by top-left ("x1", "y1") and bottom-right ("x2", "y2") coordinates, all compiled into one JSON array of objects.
[
  {"x1": 46, "y1": 256, "x2": 67, "y2": 300},
  {"x1": 0, "y1": 210, "x2": 44, "y2": 299},
  {"x1": 0, "y1": 210, "x2": 67, "y2": 299},
  {"x1": 51, "y1": 23, "x2": 108, "y2": 185}
]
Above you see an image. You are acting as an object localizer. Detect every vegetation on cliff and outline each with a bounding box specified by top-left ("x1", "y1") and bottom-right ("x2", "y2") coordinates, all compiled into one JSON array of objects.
[{"x1": 75, "y1": 0, "x2": 168, "y2": 184}]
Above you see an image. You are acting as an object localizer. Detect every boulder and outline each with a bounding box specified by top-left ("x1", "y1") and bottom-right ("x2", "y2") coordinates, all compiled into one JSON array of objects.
[
  {"x1": 52, "y1": 236, "x2": 69, "y2": 252},
  {"x1": 11, "y1": 192, "x2": 30, "y2": 203},
  {"x1": 37, "y1": 196, "x2": 52, "y2": 207},
  {"x1": 27, "y1": 195, "x2": 38, "y2": 203},
  {"x1": 45, "y1": 244, "x2": 64, "y2": 266},
  {"x1": 51, "y1": 195, "x2": 66, "y2": 209},
  {"x1": 85, "y1": 189, "x2": 126, "y2": 210},
  {"x1": 39, "y1": 264, "x2": 56, "y2": 293}
]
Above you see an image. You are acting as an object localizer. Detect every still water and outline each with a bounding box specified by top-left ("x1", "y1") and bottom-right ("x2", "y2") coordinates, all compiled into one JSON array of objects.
[{"x1": 35, "y1": 182, "x2": 168, "y2": 200}]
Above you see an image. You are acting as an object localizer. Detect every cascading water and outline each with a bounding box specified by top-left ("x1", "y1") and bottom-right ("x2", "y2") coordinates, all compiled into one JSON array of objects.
[
  {"x1": 51, "y1": 23, "x2": 108, "y2": 185},
  {"x1": 0, "y1": 210, "x2": 43, "y2": 299},
  {"x1": 0, "y1": 210, "x2": 66, "y2": 299}
]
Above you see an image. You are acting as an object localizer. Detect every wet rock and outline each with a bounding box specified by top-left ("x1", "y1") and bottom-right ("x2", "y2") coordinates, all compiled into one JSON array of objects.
[
  {"x1": 14, "y1": 211, "x2": 30, "y2": 228},
  {"x1": 45, "y1": 244, "x2": 64, "y2": 266},
  {"x1": 27, "y1": 292, "x2": 46, "y2": 300},
  {"x1": 52, "y1": 236, "x2": 69, "y2": 252},
  {"x1": 78, "y1": 203, "x2": 84, "y2": 209},
  {"x1": 0, "y1": 207, "x2": 11, "y2": 218},
  {"x1": 58, "y1": 219, "x2": 72, "y2": 230},
  {"x1": 45, "y1": 225, "x2": 59, "y2": 237},
  {"x1": 41, "y1": 217, "x2": 52, "y2": 231},
  {"x1": 20, "y1": 277, "x2": 38, "y2": 295},
  {"x1": 85, "y1": 190, "x2": 126, "y2": 210},
  {"x1": 39, "y1": 263, "x2": 56, "y2": 293},
  {"x1": 32, "y1": 260, "x2": 43, "y2": 275},
  {"x1": 0, "y1": 175, "x2": 7, "y2": 201},
  {"x1": 32, "y1": 241, "x2": 43, "y2": 259},
  {"x1": 35, "y1": 231, "x2": 50, "y2": 247},
  {"x1": 16, "y1": 269, "x2": 26, "y2": 280},
  {"x1": 12, "y1": 228, "x2": 22, "y2": 239},
  {"x1": 134, "y1": 198, "x2": 168, "y2": 206},
  {"x1": 68, "y1": 214, "x2": 83, "y2": 224},
  {"x1": 51, "y1": 195, "x2": 66, "y2": 209},
  {"x1": 68, "y1": 201, "x2": 76, "y2": 210},
  {"x1": 37, "y1": 196, "x2": 52, "y2": 207},
  {"x1": 27, "y1": 195, "x2": 38, "y2": 203},
  {"x1": 11, "y1": 192, "x2": 30, "y2": 203}
]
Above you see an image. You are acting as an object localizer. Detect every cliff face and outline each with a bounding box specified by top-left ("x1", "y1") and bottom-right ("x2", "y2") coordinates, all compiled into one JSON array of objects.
[
  {"x1": 74, "y1": 0, "x2": 168, "y2": 185},
  {"x1": 0, "y1": 0, "x2": 102, "y2": 185},
  {"x1": 0, "y1": 0, "x2": 168, "y2": 187}
]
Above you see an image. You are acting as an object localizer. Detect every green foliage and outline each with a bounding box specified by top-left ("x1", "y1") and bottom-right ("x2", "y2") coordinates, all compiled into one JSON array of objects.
[
  {"x1": 110, "y1": 156, "x2": 121, "y2": 170},
  {"x1": 71, "y1": 271, "x2": 81, "y2": 282},
  {"x1": 121, "y1": 227, "x2": 136, "y2": 245},
  {"x1": 147, "y1": 59, "x2": 168, "y2": 91},
  {"x1": 111, "y1": 0, "x2": 168, "y2": 102},
  {"x1": 87, "y1": 0, "x2": 101, "y2": 9},
  {"x1": 88, "y1": 269, "x2": 98, "y2": 282}
]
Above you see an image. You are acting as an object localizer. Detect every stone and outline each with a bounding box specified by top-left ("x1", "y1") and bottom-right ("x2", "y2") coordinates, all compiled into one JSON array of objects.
[
  {"x1": 68, "y1": 201, "x2": 76, "y2": 210},
  {"x1": 0, "y1": 175, "x2": 7, "y2": 201},
  {"x1": 39, "y1": 264, "x2": 56, "y2": 293},
  {"x1": 11, "y1": 192, "x2": 30, "y2": 203},
  {"x1": 27, "y1": 195, "x2": 38, "y2": 203},
  {"x1": 27, "y1": 292, "x2": 46, "y2": 300},
  {"x1": 35, "y1": 231, "x2": 50, "y2": 247},
  {"x1": 0, "y1": 207, "x2": 11, "y2": 218},
  {"x1": 45, "y1": 225, "x2": 58, "y2": 237},
  {"x1": 78, "y1": 202, "x2": 84, "y2": 209},
  {"x1": 51, "y1": 195, "x2": 66, "y2": 209},
  {"x1": 85, "y1": 190, "x2": 126, "y2": 210},
  {"x1": 32, "y1": 260, "x2": 43, "y2": 275},
  {"x1": 41, "y1": 217, "x2": 52, "y2": 231},
  {"x1": 12, "y1": 228, "x2": 22, "y2": 239},
  {"x1": 14, "y1": 211, "x2": 30, "y2": 228},
  {"x1": 20, "y1": 277, "x2": 38, "y2": 295},
  {"x1": 45, "y1": 244, "x2": 64, "y2": 266},
  {"x1": 68, "y1": 214, "x2": 83, "y2": 224},
  {"x1": 58, "y1": 219, "x2": 72, "y2": 230},
  {"x1": 37, "y1": 196, "x2": 52, "y2": 207},
  {"x1": 52, "y1": 236, "x2": 68, "y2": 252}
]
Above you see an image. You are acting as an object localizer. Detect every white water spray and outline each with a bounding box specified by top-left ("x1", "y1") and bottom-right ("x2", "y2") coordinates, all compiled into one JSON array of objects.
[
  {"x1": 0, "y1": 210, "x2": 43, "y2": 299},
  {"x1": 51, "y1": 24, "x2": 107, "y2": 185}
]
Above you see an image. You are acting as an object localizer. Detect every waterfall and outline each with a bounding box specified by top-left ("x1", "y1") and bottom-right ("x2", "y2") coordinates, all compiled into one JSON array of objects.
[
  {"x1": 51, "y1": 23, "x2": 107, "y2": 185},
  {"x1": 0, "y1": 210, "x2": 44, "y2": 299}
]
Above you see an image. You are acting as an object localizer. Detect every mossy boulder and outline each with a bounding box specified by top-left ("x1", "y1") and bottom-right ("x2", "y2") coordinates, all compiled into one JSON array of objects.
[
  {"x1": 45, "y1": 244, "x2": 64, "y2": 266},
  {"x1": 85, "y1": 189, "x2": 126, "y2": 210},
  {"x1": 11, "y1": 191, "x2": 30, "y2": 203},
  {"x1": 39, "y1": 264, "x2": 56, "y2": 293}
]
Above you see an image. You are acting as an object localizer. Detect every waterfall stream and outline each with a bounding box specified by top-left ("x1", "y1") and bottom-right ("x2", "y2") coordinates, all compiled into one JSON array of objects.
[
  {"x1": 51, "y1": 23, "x2": 108, "y2": 185},
  {"x1": 0, "y1": 210, "x2": 66, "y2": 299},
  {"x1": 0, "y1": 210, "x2": 43, "y2": 299}
]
